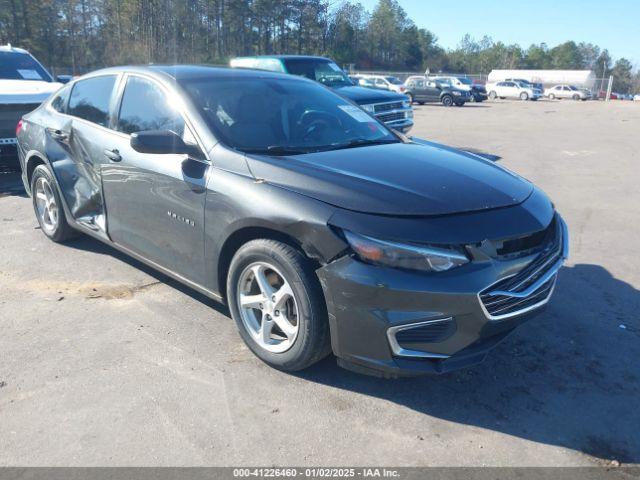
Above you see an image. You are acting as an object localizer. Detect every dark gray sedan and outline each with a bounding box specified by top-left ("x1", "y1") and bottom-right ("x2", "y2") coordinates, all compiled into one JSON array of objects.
[{"x1": 16, "y1": 66, "x2": 568, "y2": 377}]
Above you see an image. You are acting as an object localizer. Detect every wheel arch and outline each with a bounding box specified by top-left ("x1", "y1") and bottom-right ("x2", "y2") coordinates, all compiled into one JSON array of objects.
[
  {"x1": 216, "y1": 226, "x2": 320, "y2": 300},
  {"x1": 24, "y1": 151, "x2": 49, "y2": 193}
]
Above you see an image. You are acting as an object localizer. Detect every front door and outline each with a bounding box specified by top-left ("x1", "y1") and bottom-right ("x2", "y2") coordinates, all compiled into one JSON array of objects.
[{"x1": 100, "y1": 74, "x2": 209, "y2": 285}]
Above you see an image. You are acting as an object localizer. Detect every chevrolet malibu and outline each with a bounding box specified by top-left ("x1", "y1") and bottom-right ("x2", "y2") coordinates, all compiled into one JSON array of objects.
[{"x1": 16, "y1": 66, "x2": 568, "y2": 377}]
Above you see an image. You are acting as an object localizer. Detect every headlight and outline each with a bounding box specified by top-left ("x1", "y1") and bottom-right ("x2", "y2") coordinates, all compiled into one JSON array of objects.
[
  {"x1": 343, "y1": 231, "x2": 469, "y2": 272},
  {"x1": 402, "y1": 100, "x2": 411, "y2": 109},
  {"x1": 361, "y1": 104, "x2": 375, "y2": 113}
]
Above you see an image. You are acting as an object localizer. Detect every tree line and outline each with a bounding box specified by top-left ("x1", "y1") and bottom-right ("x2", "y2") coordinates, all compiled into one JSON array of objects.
[{"x1": 1, "y1": 0, "x2": 638, "y2": 92}]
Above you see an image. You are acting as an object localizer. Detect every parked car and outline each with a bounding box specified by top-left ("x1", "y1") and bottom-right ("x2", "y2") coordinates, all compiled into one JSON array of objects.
[
  {"x1": 502, "y1": 78, "x2": 545, "y2": 93},
  {"x1": 404, "y1": 76, "x2": 471, "y2": 106},
  {"x1": 16, "y1": 65, "x2": 568, "y2": 377},
  {"x1": 229, "y1": 55, "x2": 413, "y2": 132},
  {"x1": 598, "y1": 90, "x2": 619, "y2": 100},
  {"x1": 351, "y1": 74, "x2": 409, "y2": 94},
  {"x1": 634, "y1": 94, "x2": 640, "y2": 102},
  {"x1": 486, "y1": 81, "x2": 542, "y2": 101},
  {"x1": 0, "y1": 44, "x2": 69, "y2": 166},
  {"x1": 429, "y1": 75, "x2": 488, "y2": 102},
  {"x1": 545, "y1": 84, "x2": 589, "y2": 100}
]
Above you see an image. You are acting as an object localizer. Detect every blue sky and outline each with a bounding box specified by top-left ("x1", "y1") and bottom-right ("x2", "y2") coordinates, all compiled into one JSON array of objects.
[{"x1": 356, "y1": 0, "x2": 639, "y2": 66}]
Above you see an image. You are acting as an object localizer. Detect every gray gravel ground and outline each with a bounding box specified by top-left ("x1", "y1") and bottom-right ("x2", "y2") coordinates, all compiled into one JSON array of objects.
[{"x1": 0, "y1": 99, "x2": 639, "y2": 466}]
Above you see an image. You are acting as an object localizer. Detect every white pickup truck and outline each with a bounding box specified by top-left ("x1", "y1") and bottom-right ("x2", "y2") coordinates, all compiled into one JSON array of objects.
[{"x1": 1, "y1": 45, "x2": 67, "y2": 166}]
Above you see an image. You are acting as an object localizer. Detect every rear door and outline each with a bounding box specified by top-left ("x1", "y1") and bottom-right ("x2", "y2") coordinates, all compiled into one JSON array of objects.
[
  {"x1": 425, "y1": 81, "x2": 442, "y2": 101},
  {"x1": 408, "y1": 79, "x2": 428, "y2": 101},
  {"x1": 100, "y1": 74, "x2": 210, "y2": 285},
  {"x1": 54, "y1": 74, "x2": 120, "y2": 234}
]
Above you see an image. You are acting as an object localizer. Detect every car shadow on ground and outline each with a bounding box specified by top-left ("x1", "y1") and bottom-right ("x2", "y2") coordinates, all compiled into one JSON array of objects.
[
  {"x1": 296, "y1": 263, "x2": 640, "y2": 464},
  {"x1": 413, "y1": 103, "x2": 491, "y2": 109},
  {"x1": 0, "y1": 171, "x2": 28, "y2": 198},
  {"x1": 63, "y1": 235, "x2": 231, "y2": 317}
]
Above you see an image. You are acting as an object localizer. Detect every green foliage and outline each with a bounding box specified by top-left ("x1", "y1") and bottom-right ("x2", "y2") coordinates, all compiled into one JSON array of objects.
[{"x1": 0, "y1": 0, "x2": 636, "y2": 92}]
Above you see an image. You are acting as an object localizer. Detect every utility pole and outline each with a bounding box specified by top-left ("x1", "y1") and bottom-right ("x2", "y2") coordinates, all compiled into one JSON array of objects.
[{"x1": 606, "y1": 75, "x2": 613, "y2": 101}]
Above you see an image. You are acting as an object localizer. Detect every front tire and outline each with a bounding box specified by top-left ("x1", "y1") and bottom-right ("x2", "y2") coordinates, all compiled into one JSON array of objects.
[
  {"x1": 441, "y1": 95, "x2": 454, "y2": 107},
  {"x1": 520, "y1": 92, "x2": 529, "y2": 101},
  {"x1": 31, "y1": 164, "x2": 77, "y2": 243},
  {"x1": 549, "y1": 93, "x2": 556, "y2": 100},
  {"x1": 226, "y1": 239, "x2": 331, "y2": 371},
  {"x1": 406, "y1": 93, "x2": 414, "y2": 104},
  {"x1": 488, "y1": 91, "x2": 497, "y2": 100},
  {"x1": 572, "y1": 94, "x2": 580, "y2": 101}
]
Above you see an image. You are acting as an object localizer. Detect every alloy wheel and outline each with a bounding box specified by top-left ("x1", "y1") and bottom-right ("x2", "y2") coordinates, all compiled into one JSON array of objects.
[
  {"x1": 34, "y1": 176, "x2": 59, "y2": 233},
  {"x1": 237, "y1": 262, "x2": 300, "y2": 353}
]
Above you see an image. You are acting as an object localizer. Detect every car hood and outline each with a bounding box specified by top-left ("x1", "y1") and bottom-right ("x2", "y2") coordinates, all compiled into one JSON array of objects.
[
  {"x1": 245, "y1": 142, "x2": 533, "y2": 216},
  {"x1": 332, "y1": 85, "x2": 407, "y2": 104},
  {"x1": 0, "y1": 79, "x2": 61, "y2": 104}
]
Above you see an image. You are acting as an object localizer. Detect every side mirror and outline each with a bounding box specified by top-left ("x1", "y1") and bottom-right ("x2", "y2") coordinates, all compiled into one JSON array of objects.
[
  {"x1": 56, "y1": 75, "x2": 73, "y2": 84},
  {"x1": 130, "y1": 130, "x2": 197, "y2": 155}
]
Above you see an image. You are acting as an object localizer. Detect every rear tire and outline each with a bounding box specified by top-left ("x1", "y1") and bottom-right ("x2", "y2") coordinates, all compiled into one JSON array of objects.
[
  {"x1": 31, "y1": 164, "x2": 77, "y2": 243},
  {"x1": 441, "y1": 95, "x2": 454, "y2": 107},
  {"x1": 226, "y1": 239, "x2": 331, "y2": 372}
]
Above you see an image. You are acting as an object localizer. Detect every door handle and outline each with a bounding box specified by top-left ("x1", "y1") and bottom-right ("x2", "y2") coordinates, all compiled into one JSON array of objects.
[
  {"x1": 47, "y1": 128, "x2": 68, "y2": 141},
  {"x1": 104, "y1": 148, "x2": 122, "y2": 162}
]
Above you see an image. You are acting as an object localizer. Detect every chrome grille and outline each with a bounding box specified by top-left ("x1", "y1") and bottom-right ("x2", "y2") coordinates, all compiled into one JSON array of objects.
[
  {"x1": 377, "y1": 111, "x2": 406, "y2": 123},
  {"x1": 479, "y1": 217, "x2": 566, "y2": 320},
  {"x1": 0, "y1": 103, "x2": 39, "y2": 138},
  {"x1": 374, "y1": 101, "x2": 403, "y2": 113}
]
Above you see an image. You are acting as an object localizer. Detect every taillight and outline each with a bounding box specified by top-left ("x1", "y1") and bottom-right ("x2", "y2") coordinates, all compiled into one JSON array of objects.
[
  {"x1": 399, "y1": 86, "x2": 406, "y2": 92},
  {"x1": 16, "y1": 119, "x2": 23, "y2": 137}
]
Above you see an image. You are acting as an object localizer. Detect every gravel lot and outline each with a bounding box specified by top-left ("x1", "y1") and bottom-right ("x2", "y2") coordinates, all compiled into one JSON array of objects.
[{"x1": 1, "y1": 99, "x2": 639, "y2": 466}]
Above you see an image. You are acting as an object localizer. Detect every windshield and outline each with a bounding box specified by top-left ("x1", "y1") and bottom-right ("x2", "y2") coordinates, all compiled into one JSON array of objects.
[
  {"x1": 0, "y1": 52, "x2": 53, "y2": 82},
  {"x1": 181, "y1": 76, "x2": 398, "y2": 155},
  {"x1": 282, "y1": 58, "x2": 353, "y2": 87},
  {"x1": 569, "y1": 86, "x2": 578, "y2": 90},
  {"x1": 457, "y1": 77, "x2": 473, "y2": 85},
  {"x1": 385, "y1": 76, "x2": 403, "y2": 85}
]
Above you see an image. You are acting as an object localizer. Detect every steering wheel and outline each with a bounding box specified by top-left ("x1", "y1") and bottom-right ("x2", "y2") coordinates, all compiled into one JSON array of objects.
[{"x1": 297, "y1": 110, "x2": 341, "y2": 141}]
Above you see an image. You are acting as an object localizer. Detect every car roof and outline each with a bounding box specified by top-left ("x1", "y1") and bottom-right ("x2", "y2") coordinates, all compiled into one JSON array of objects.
[
  {"x1": 0, "y1": 44, "x2": 30, "y2": 54},
  {"x1": 74, "y1": 64, "x2": 299, "y2": 83},
  {"x1": 233, "y1": 55, "x2": 331, "y2": 62}
]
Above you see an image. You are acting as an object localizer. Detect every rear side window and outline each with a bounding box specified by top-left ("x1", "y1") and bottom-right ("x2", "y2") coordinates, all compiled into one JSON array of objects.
[
  {"x1": 50, "y1": 86, "x2": 71, "y2": 113},
  {"x1": 117, "y1": 76, "x2": 184, "y2": 136},
  {"x1": 68, "y1": 75, "x2": 117, "y2": 127}
]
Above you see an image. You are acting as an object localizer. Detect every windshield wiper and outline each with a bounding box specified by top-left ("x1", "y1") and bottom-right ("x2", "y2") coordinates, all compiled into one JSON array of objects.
[
  {"x1": 243, "y1": 146, "x2": 311, "y2": 156},
  {"x1": 328, "y1": 138, "x2": 400, "y2": 151}
]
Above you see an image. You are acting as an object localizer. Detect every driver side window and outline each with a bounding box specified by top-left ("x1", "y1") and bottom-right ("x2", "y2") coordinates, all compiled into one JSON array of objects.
[{"x1": 117, "y1": 76, "x2": 185, "y2": 136}]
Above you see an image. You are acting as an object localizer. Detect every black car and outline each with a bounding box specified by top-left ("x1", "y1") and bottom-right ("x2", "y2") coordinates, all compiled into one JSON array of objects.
[
  {"x1": 229, "y1": 55, "x2": 413, "y2": 133},
  {"x1": 16, "y1": 66, "x2": 568, "y2": 377},
  {"x1": 404, "y1": 77, "x2": 470, "y2": 106}
]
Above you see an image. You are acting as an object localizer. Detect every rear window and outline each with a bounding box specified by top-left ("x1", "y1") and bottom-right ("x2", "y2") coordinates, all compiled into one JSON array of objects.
[
  {"x1": 68, "y1": 75, "x2": 117, "y2": 127},
  {"x1": 282, "y1": 59, "x2": 352, "y2": 88},
  {"x1": 0, "y1": 51, "x2": 53, "y2": 82},
  {"x1": 50, "y1": 86, "x2": 71, "y2": 113}
]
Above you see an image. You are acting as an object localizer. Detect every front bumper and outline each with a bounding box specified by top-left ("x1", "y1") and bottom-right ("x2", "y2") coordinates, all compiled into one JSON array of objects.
[
  {"x1": 471, "y1": 90, "x2": 488, "y2": 101},
  {"x1": 318, "y1": 216, "x2": 568, "y2": 378}
]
